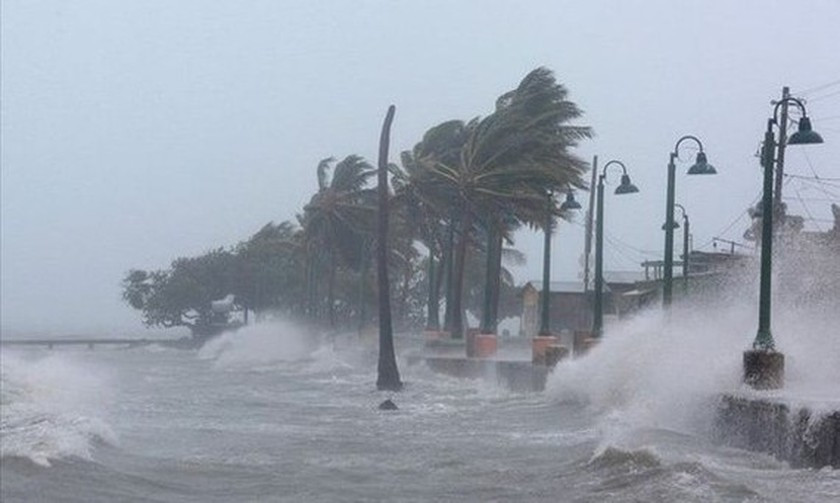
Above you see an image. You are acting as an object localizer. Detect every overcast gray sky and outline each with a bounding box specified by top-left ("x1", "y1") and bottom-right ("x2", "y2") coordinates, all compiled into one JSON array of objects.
[{"x1": 2, "y1": 0, "x2": 839, "y2": 334}]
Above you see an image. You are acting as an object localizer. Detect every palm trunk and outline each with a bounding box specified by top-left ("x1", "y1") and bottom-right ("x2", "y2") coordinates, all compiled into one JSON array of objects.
[
  {"x1": 328, "y1": 248, "x2": 336, "y2": 328},
  {"x1": 480, "y1": 223, "x2": 496, "y2": 333},
  {"x1": 425, "y1": 244, "x2": 440, "y2": 331},
  {"x1": 481, "y1": 221, "x2": 503, "y2": 334},
  {"x1": 305, "y1": 249, "x2": 316, "y2": 319},
  {"x1": 358, "y1": 239, "x2": 369, "y2": 332},
  {"x1": 442, "y1": 216, "x2": 456, "y2": 332},
  {"x1": 376, "y1": 105, "x2": 402, "y2": 391},
  {"x1": 450, "y1": 202, "x2": 472, "y2": 339}
]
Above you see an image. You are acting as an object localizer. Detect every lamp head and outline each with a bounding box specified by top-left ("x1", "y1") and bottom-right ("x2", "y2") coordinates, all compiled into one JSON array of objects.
[
  {"x1": 615, "y1": 174, "x2": 639, "y2": 195},
  {"x1": 661, "y1": 221, "x2": 680, "y2": 230},
  {"x1": 787, "y1": 117, "x2": 824, "y2": 145},
  {"x1": 686, "y1": 151, "x2": 717, "y2": 175},
  {"x1": 559, "y1": 191, "x2": 582, "y2": 211}
]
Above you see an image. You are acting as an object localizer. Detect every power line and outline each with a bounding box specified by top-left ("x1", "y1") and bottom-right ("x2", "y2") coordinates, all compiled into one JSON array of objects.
[
  {"x1": 604, "y1": 230, "x2": 660, "y2": 257},
  {"x1": 790, "y1": 177, "x2": 840, "y2": 198},
  {"x1": 806, "y1": 89, "x2": 840, "y2": 103},
  {"x1": 782, "y1": 196, "x2": 839, "y2": 203},
  {"x1": 792, "y1": 187, "x2": 823, "y2": 232},
  {"x1": 694, "y1": 191, "x2": 762, "y2": 252},
  {"x1": 798, "y1": 79, "x2": 840, "y2": 96},
  {"x1": 801, "y1": 149, "x2": 840, "y2": 198},
  {"x1": 783, "y1": 173, "x2": 840, "y2": 182}
]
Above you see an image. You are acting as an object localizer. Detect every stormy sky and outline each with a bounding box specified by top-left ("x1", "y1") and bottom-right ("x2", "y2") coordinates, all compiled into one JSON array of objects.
[{"x1": 2, "y1": 0, "x2": 839, "y2": 334}]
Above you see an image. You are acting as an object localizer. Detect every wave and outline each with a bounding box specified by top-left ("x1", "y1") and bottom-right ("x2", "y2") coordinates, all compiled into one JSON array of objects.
[
  {"x1": 547, "y1": 306, "x2": 747, "y2": 438},
  {"x1": 197, "y1": 320, "x2": 325, "y2": 369},
  {"x1": 0, "y1": 352, "x2": 116, "y2": 467},
  {"x1": 588, "y1": 446, "x2": 663, "y2": 471},
  {"x1": 546, "y1": 295, "x2": 840, "y2": 446}
]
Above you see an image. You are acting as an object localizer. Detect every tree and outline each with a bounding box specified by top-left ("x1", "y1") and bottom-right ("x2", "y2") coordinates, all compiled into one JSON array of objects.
[
  {"x1": 122, "y1": 248, "x2": 240, "y2": 336},
  {"x1": 424, "y1": 67, "x2": 592, "y2": 337},
  {"x1": 392, "y1": 120, "x2": 472, "y2": 335},
  {"x1": 300, "y1": 155, "x2": 376, "y2": 326},
  {"x1": 233, "y1": 221, "x2": 305, "y2": 321},
  {"x1": 376, "y1": 105, "x2": 403, "y2": 391}
]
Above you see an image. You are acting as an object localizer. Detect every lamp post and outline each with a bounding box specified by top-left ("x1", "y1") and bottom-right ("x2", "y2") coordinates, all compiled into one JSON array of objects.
[
  {"x1": 744, "y1": 96, "x2": 823, "y2": 389},
  {"x1": 593, "y1": 161, "x2": 639, "y2": 338},
  {"x1": 538, "y1": 190, "x2": 581, "y2": 336},
  {"x1": 674, "y1": 204, "x2": 690, "y2": 293},
  {"x1": 663, "y1": 136, "x2": 716, "y2": 307}
]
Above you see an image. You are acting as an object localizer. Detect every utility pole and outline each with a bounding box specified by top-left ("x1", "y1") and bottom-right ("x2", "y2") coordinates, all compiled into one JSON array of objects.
[
  {"x1": 583, "y1": 155, "x2": 598, "y2": 292},
  {"x1": 773, "y1": 86, "x2": 790, "y2": 222}
]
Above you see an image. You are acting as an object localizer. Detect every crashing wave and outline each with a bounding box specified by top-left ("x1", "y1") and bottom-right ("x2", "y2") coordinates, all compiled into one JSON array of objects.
[{"x1": 0, "y1": 352, "x2": 116, "y2": 467}]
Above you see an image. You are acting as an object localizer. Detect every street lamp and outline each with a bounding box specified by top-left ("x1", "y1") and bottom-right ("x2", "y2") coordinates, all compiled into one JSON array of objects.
[
  {"x1": 538, "y1": 190, "x2": 581, "y2": 336},
  {"x1": 674, "y1": 204, "x2": 690, "y2": 294},
  {"x1": 744, "y1": 96, "x2": 823, "y2": 389},
  {"x1": 593, "y1": 161, "x2": 639, "y2": 338},
  {"x1": 663, "y1": 136, "x2": 716, "y2": 307}
]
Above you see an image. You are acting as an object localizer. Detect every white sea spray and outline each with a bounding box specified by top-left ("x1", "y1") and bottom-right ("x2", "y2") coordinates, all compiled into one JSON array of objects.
[{"x1": 0, "y1": 351, "x2": 116, "y2": 467}]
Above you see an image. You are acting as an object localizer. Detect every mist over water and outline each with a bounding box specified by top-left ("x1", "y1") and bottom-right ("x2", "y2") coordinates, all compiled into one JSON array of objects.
[
  {"x1": 0, "y1": 352, "x2": 117, "y2": 467},
  {"x1": 2, "y1": 320, "x2": 839, "y2": 501},
  {"x1": 547, "y1": 244, "x2": 840, "y2": 455},
  {"x1": 198, "y1": 320, "x2": 317, "y2": 368},
  {"x1": 2, "y1": 245, "x2": 839, "y2": 501}
]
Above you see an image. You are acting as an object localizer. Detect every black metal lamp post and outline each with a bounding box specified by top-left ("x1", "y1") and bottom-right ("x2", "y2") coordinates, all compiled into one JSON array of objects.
[
  {"x1": 538, "y1": 190, "x2": 581, "y2": 336},
  {"x1": 593, "y1": 161, "x2": 639, "y2": 338},
  {"x1": 744, "y1": 97, "x2": 823, "y2": 389},
  {"x1": 663, "y1": 136, "x2": 716, "y2": 308},
  {"x1": 674, "y1": 204, "x2": 690, "y2": 293}
]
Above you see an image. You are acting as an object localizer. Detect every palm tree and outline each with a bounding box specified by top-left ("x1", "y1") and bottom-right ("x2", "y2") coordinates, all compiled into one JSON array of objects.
[
  {"x1": 301, "y1": 155, "x2": 376, "y2": 327},
  {"x1": 391, "y1": 120, "x2": 469, "y2": 332},
  {"x1": 234, "y1": 220, "x2": 304, "y2": 321},
  {"x1": 425, "y1": 67, "x2": 592, "y2": 338}
]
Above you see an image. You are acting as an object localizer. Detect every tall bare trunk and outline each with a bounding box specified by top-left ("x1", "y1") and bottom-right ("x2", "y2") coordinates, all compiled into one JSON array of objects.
[
  {"x1": 480, "y1": 220, "x2": 503, "y2": 334},
  {"x1": 376, "y1": 105, "x2": 402, "y2": 391},
  {"x1": 442, "y1": 216, "x2": 456, "y2": 332},
  {"x1": 425, "y1": 243, "x2": 440, "y2": 331},
  {"x1": 450, "y1": 202, "x2": 472, "y2": 339}
]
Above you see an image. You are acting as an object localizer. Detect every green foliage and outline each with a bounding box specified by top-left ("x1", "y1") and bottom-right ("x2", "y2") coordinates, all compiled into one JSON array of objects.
[
  {"x1": 122, "y1": 67, "x2": 594, "y2": 336},
  {"x1": 122, "y1": 248, "x2": 239, "y2": 332}
]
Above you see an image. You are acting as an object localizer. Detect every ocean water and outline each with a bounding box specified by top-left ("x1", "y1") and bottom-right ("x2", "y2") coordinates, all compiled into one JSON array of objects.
[{"x1": 2, "y1": 317, "x2": 839, "y2": 503}]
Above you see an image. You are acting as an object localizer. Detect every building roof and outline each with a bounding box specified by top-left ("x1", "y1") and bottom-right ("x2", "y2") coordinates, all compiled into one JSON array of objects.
[{"x1": 523, "y1": 280, "x2": 610, "y2": 294}]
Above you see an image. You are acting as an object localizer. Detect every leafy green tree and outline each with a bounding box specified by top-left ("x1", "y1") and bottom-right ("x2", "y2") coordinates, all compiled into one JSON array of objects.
[
  {"x1": 233, "y1": 220, "x2": 305, "y2": 321},
  {"x1": 122, "y1": 248, "x2": 239, "y2": 336}
]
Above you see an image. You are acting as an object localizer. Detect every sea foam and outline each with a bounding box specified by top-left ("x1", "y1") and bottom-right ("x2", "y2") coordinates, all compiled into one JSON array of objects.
[
  {"x1": 0, "y1": 351, "x2": 116, "y2": 467},
  {"x1": 197, "y1": 320, "x2": 320, "y2": 369}
]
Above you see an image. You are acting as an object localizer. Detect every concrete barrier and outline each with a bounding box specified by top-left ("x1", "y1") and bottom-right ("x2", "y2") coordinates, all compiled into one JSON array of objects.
[
  {"x1": 474, "y1": 334, "x2": 498, "y2": 358},
  {"x1": 532, "y1": 336, "x2": 559, "y2": 365},
  {"x1": 714, "y1": 394, "x2": 840, "y2": 469}
]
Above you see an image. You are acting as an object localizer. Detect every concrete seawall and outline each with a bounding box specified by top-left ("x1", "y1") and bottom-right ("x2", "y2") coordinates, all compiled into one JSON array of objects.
[{"x1": 714, "y1": 394, "x2": 840, "y2": 469}]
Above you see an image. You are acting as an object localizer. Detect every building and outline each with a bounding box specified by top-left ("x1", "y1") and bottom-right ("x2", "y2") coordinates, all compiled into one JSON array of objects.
[{"x1": 520, "y1": 271, "x2": 659, "y2": 337}]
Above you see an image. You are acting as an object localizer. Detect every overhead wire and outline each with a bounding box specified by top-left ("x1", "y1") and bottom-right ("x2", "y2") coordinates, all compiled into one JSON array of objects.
[
  {"x1": 791, "y1": 186, "x2": 823, "y2": 232},
  {"x1": 797, "y1": 79, "x2": 840, "y2": 96},
  {"x1": 805, "y1": 89, "x2": 840, "y2": 103},
  {"x1": 783, "y1": 173, "x2": 840, "y2": 182}
]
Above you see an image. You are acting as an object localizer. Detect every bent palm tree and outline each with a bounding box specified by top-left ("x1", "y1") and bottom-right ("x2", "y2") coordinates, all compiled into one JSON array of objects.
[
  {"x1": 301, "y1": 155, "x2": 376, "y2": 326},
  {"x1": 427, "y1": 67, "x2": 593, "y2": 338}
]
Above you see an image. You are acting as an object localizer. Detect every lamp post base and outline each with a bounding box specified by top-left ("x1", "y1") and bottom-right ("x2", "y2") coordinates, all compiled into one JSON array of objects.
[{"x1": 743, "y1": 349, "x2": 784, "y2": 390}]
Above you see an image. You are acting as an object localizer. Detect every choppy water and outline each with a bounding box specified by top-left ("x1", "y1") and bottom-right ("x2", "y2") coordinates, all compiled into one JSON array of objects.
[{"x1": 2, "y1": 318, "x2": 839, "y2": 502}]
